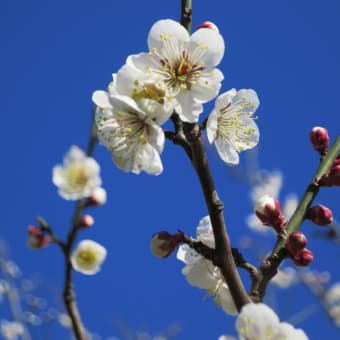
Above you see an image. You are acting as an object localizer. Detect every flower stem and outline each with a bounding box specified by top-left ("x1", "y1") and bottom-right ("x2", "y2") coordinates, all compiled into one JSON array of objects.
[
  {"x1": 62, "y1": 111, "x2": 98, "y2": 340},
  {"x1": 180, "y1": 0, "x2": 192, "y2": 34}
]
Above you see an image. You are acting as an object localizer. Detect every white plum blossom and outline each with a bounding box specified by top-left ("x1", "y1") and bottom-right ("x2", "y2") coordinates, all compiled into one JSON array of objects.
[
  {"x1": 92, "y1": 91, "x2": 165, "y2": 175},
  {"x1": 52, "y1": 146, "x2": 102, "y2": 200},
  {"x1": 177, "y1": 216, "x2": 237, "y2": 315},
  {"x1": 0, "y1": 320, "x2": 24, "y2": 340},
  {"x1": 207, "y1": 89, "x2": 260, "y2": 165},
  {"x1": 125, "y1": 19, "x2": 225, "y2": 122},
  {"x1": 236, "y1": 303, "x2": 308, "y2": 340},
  {"x1": 271, "y1": 267, "x2": 297, "y2": 288},
  {"x1": 71, "y1": 240, "x2": 107, "y2": 275}
]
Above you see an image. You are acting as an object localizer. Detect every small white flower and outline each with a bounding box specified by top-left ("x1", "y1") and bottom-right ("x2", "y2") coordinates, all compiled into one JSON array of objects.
[
  {"x1": 126, "y1": 19, "x2": 225, "y2": 122},
  {"x1": 71, "y1": 240, "x2": 107, "y2": 275},
  {"x1": 0, "y1": 320, "x2": 24, "y2": 340},
  {"x1": 207, "y1": 89, "x2": 260, "y2": 165},
  {"x1": 271, "y1": 267, "x2": 297, "y2": 288},
  {"x1": 236, "y1": 303, "x2": 308, "y2": 340},
  {"x1": 177, "y1": 216, "x2": 237, "y2": 315},
  {"x1": 52, "y1": 146, "x2": 101, "y2": 200},
  {"x1": 93, "y1": 91, "x2": 165, "y2": 175}
]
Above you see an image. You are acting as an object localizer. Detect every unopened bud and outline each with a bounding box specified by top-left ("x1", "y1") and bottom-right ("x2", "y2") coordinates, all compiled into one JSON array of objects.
[
  {"x1": 27, "y1": 225, "x2": 51, "y2": 249},
  {"x1": 255, "y1": 195, "x2": 286, "y2": 233},
  {"x1": 77, "y1": 214, "x2": 95, "y2": 228},
  {"x1": 197, "y1": 21, "x2": 219, "y2": 33},
  {"x1": 310, "y1": 127, "x2": 329, "y2": 155},
  {"x1": 292, "y1": 248, "x2": 314, "y2": 267},
  {"x1": 306, "y1": 205, "x2": 333, "y2": 226},
  {"x1": 85, "y1": 187, "x2": 107, "y2": 207},
  {"x1": 319, "y1": 158, "x2": 340, "y2": 187},
  {"x1": 285, "y1": 231, "x2": 307, "y2": 256},
  {"x1": 150, "y1": 231, "x2": 184, "y2": 258}
]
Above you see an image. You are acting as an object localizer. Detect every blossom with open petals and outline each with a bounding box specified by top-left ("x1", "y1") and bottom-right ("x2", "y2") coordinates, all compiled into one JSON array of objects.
[
  {"x1": 236, "y1": 303, "x2": 308, "y2": 340},
  {"x1": 177, "y1": 216, "x2": 237, "y2": 315},
  {"x1": 126, "y1": 19, "x2": 225, "y2": 122},
  {"x1": 52, "y1": 146, "x2": 102, "y2": 200},
  {"x1": 71, "y1": 240, "x2": 107, "y2": 275},
  {"x1": 207, "y1": 89, "x2": 260, "y2": 165},
  {"x1": 92, "y1": 91, "x2": 165, "y2": 175}
]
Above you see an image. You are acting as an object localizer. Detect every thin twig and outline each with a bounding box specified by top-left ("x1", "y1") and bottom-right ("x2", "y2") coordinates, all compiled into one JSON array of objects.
[{"x1": 250, "y1": 135, "x2": 340, "y2": 301}]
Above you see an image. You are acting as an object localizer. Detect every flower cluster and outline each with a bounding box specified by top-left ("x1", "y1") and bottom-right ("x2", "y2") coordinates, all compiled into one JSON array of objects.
[
  {"x1": 176, "y1": 216, "x2": 237, "y2": 315},
  {"x1": 93, "y1": 19, "x2": 260, "y2": 174}
]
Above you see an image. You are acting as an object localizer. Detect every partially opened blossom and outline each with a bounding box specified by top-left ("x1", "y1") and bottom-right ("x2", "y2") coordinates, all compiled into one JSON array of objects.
[
  {"x1": 125, "y1": 19, "x2": 225, "y2": 122},
  {"x1": 93, "y1": 91, "x2": 165, "y2": 175},
  {"x1": 177, "y1": 216, "x2": 237, "y2": 315},
  {"x1": 71, "y1": 240, "x2": 107, "y2": 275},
  {"x1": 207, "y1": 88, "x2": 260, "y2": 165},
  {"x1": 52, "y1": 146, "x2": 102, "y2": 200},
  {"x1": 236, "y1": 303, "x2": 308, "y2": 340}
]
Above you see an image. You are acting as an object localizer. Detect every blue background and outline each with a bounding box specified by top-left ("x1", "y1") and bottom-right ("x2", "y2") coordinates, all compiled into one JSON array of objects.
[{"x1": 1, "y1": 0, "x2": 340, "y2": 338}]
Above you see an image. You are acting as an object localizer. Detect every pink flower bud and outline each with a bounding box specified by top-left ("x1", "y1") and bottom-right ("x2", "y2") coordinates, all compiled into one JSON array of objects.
[
  {"x1": 310, "y1": 126, "x2": 329, "y2": 155},
  {"x1": 255, "y1": 195, "x2": 286, "y2": 233},
  {"x1": 27, "y1": 225, "x2": 51, "y2": 249},
  {"x1": 197, "y1": 21, "x2": 219, "y2": 33},
  {"x1": 150, "y1": 231, "x2": 184, "y2": 258},
  {"x1": 292, "y1": 248, "x2": 314, "y2": 267},
  {"x1": 77, "y1": 214, "x2": 95, "y2": 228},
  {"x1": 319, "y1": 158, "x2": 340, "y2": 187},
  {"x1": 306, "y1": 205, "x2": 333, "y2": 226},
  {"x1": 285, "y1": 231, "x2": 307, "y2": 256},
  {"x1": 85, "y1": 187, "x2": 107, "y2": 207}
]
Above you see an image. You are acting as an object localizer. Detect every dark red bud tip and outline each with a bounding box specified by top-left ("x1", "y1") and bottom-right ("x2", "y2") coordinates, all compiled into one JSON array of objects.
[
  {"x1": 197, "y1": 21, "x2": 219, "y2": 32},
  {"x1": 310, "y1": 127, "x2": 329, "y2": 155},
  {"x1": 306, "y1": 205, "x2": 333, "y2": 226},
  {"x1": 285, "y1": 231, "x2": 307, "y2": 256},
  {"x1": 292, "y1": 248, "x2": 314, "y2": 267}
]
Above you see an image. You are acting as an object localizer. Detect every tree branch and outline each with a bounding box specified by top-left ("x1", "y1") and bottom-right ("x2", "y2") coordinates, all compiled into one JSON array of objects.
[
  {"x1": 250, "y1": 135, "x2": 340, "y2": 301},
  {"x1": 184, "y1": 124, "x2": 250, "y2": 311}
]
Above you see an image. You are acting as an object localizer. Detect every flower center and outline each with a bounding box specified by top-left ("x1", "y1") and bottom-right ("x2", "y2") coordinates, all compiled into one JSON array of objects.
[
  {"x1": 67, "y1": 163, "x2": 89, "y2": 189},
  {"x1": 147, "y1": 34, "x2": 207, "y2": 94},
  {"x1": 75, "y1": 249, "x2": 97, "y2": 269}
]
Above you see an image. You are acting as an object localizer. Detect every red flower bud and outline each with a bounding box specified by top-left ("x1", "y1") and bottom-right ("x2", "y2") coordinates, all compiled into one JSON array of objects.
[
  {"x1": 77, "y1": 214, "x2": 95, "y2": 228},
  {"x1": 306, "y1": 205, "x2": 333, "y2": 226},
  {"x1": 150, "y1": 231, "x2": 184, "y2": 258},
  {"x1": 84, "y1": 187, "x2": 107, "y2": 207},
  {"x1": 27, "y1": 225, "x2": 51, "y2": 249},
  {"x1": 197, "y1": 21, "x2": 219, "y2": 33},
  {"x1": 255, "y1": 195, "x2": 287, "y2": 233},
  {"x1": 310, "y1": 127, "x2": 329, "y2": 155},
  {"x1": 292, "y1": 248, "x2": 314, "y2": 267},
  {"x1": 285, "y1": 231, "x2": 307, "y2": 256},
  {"x1": 319, "y1": 158, "x2": 340, "y2": 187}
]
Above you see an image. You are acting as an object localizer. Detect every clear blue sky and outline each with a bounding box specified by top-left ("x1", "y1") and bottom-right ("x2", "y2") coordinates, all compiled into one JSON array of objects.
[{"x1": 1, "y1": 0, "x2": 340, "y2": 339}]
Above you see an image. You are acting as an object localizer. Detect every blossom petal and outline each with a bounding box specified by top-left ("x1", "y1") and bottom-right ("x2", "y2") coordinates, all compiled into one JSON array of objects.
[
  {"x1": 188, "y1": 28, "x2": 225, "y2": 67},
  {"x1": 147, "y1": 19, "x2": 190, "y2": 52},
  {"x1": 92, "y1": 90, "x2": 112, "y2": 109},
  {"x1": 215, "y1": 138, "x2": 240, "y2": 165},
  {"x1": 190, "y1": 68, "x2": 223, "y2": 102},
  {"x1": 206, "y1": 109, "x2": 218, "y2": 143}
]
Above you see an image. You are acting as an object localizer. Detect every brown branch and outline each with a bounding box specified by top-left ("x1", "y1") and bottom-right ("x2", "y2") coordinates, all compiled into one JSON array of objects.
[
  {"x1": 183, "y1": 123, "x2": 250, "y2": 311},
  {"x1": 250, "y1": 135, "x2": 340, "y2": 301},
  {"x1": 61, "y1": 110, "x2": 98, "y2": 340}
]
